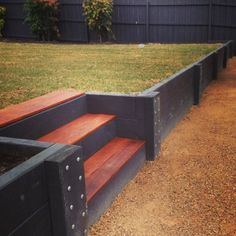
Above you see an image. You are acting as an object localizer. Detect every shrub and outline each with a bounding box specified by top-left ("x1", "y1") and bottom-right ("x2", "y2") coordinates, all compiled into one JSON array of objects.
[
  {"x1": 24, "y1": 0, "x2": 59, "y2": 41},
  {"x1": 83, "y1": 0, "x2": 113, "y2": 42},
  {"x1": 0, "y1": 6, "x2": 6, "y2": 37}
]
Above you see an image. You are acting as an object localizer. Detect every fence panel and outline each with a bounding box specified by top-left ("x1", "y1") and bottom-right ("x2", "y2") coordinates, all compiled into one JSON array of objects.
[{"x1": 0, "y1": 0, "x2": 235, "y2": 44}]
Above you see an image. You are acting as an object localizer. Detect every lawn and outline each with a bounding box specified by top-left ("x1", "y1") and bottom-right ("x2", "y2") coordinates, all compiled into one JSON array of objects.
[{"x1": 0, "y1": 42, "x2": 220, "y2": 108}]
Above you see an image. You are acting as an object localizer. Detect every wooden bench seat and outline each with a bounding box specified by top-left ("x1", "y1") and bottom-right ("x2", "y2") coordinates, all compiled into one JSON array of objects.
[
  {"x1": 84, "y1": 137, "x2": 145, "y2": 202},
  {"x1": 38, "y1": 113, "x2": 116, "y2": 145},
  {"x1": 0, "y1": 90, "x2": 84, "y2": 128}
]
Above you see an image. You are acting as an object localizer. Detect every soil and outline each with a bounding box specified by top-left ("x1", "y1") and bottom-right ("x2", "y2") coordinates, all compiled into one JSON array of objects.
[
  {"x1": 90, "y1": 58, "x2": 236, "y2": 236},
  {"x1": 0, "y1": 155, "x2": 29, "y2": 175}
]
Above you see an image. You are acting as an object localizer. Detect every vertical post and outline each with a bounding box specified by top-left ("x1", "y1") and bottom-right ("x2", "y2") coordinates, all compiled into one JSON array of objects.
[
  {"x1": 213, "y1": 52, "x2": 219, "y2": 80},
  {"x1": 208, "y1": 0, "x2": 212, "y2": 42},
  {"x1": 223, "y1": 46, "x2": 228, "y2": 68},
  {"x1": 146, "y1": 0, "x2": 149, "y2": 43},
  {"x1": 46, "y1": 145, "x2": 88, "y2": 236},
  {"x1": 193, "y1": 64, "x2": 202, "y2": 105},
  {"x1": 141, "y1": 91, "x2": 161, "y2": 161}
]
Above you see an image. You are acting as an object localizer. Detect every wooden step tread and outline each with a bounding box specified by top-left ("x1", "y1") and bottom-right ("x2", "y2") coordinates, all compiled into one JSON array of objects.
[
  {"x1": 38, "y1": 113, "x2": 116, "y2": 145},
  {"x1": 84, "y1": 137, "x2": 145, "y2": 202},
  {"x1": 0, "y1": 90, "x2": 84, "y2": 128}
]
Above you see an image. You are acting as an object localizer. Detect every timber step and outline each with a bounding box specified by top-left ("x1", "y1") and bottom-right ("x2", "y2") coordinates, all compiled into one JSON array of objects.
[
  {"x1": 0, "y1": 90, "x2": 84, "y2": 128},
  {"x1": 84, "y1": 137, "x2": 145, "y2": 202},
  {"x1": 38, "y1": 113, "x2": 116, "y2": 145}
]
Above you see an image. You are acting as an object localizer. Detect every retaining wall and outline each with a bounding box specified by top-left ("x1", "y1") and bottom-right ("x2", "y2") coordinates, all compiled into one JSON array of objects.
[
  {"x1": 142, "y1": 40, "x2": 233, "y2": 140},
  {"x1": 0, "y1": 40, "x2": 234, "y2": 236}
]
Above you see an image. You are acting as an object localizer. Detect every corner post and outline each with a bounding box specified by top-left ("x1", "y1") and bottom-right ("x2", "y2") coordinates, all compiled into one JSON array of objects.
[
  {"x1": 45, "y1": 145, "x2": 87, "y2": 236},
  {"x1": 139, "y1": 92, "x2": 161, "y2": 161}
]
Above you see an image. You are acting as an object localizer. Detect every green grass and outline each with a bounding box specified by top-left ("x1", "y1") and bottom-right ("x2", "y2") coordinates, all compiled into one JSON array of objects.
[{"x1": 0, "y1": 42, "x2": 220, "y2": 108}]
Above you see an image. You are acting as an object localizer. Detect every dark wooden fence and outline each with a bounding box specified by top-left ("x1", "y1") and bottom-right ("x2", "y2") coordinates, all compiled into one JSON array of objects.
[{"x1": 0, "y1": 0, "x2": 236, "y2": 44}]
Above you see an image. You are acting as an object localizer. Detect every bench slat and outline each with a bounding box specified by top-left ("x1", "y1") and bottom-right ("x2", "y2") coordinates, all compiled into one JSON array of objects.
[
  {"x1": 38, "y1": 113, "x2": 116, "y2": 145},
  {"x1": 85, "y1": 137, "x2": 145, "y2": 202},
  {"x1": 0, "y1": 90, "x2": 84, "y2": 128}
]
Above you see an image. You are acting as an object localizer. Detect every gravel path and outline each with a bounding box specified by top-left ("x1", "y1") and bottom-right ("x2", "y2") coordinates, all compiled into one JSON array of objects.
[{"x1": 90, "y1": 58, "x2": 236, "y2": 236}]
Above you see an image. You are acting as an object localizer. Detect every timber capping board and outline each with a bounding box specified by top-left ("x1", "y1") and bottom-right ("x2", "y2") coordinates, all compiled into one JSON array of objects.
[{"x1": 0, "y1": 90, "x2": 84, "y2": 128}]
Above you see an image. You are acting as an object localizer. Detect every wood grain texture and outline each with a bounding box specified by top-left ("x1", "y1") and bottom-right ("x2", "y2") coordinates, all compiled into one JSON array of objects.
[
  {"x1": 0, "y1": 90, "x2": 84, "y2": 128},
  {"x1": 85, "y1": 137, "x2": 145, "y2": 202},
  {"x1": 38, "y1": 113, "x2": 116, "y2": 145}
]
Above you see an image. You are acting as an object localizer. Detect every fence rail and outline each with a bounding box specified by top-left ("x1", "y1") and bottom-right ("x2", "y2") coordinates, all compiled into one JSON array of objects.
[{"x1": 0, "y1": 0, "x2": 235, "y2": 44}]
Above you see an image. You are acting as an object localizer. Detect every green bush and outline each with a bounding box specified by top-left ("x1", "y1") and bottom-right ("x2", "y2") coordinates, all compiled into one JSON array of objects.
[
  {"x1": 83, "y1": 0, "x2": 113, "y2": 42},
  {"x1": 24, "y1": 0, "x2": 59, "y2": 41},
  {"x1": 0, "y1": 6, "x2": 6, "y2": 37}
]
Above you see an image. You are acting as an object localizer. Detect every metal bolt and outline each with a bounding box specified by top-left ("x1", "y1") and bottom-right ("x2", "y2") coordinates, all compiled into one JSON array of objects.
[
  {"x1": 70, "y1": 205, "x2": 74, "y2": 210},
  {"x1": 81, "y1": 194, "x2": 84, "y2": 199},
  {"x1": 72, "y1": 224, "x2": 75, "y2": 230},
  {"x1": 20, "y1": 194, "x2": 25, "y2": 201},
  {"x1": 84, "y1": 229, "x2": 87, "y2": 234},
  {"x1": 67, "y1": 186, "x2": 71, "y2": 192},
  {"x1": 65, "y1": 165, "x2": 69, "y2": 171},
  {"x1": 79, "y1": 175, "x2": 82, "y2": 181},
  {"x1": 76, "y1": 157, "x2": 80, "y2": 162},
  {"x1": 82, "y1": 211, "x2": 86, "y2": 217}
]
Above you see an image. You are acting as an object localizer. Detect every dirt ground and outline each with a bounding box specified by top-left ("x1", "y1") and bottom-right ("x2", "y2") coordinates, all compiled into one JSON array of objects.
[{"x1": 90, "y1": 58, "x2": 236, "y2": 236}]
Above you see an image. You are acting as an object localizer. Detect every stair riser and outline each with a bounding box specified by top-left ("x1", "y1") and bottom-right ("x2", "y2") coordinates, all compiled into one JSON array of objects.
[
  {"x1": 77, "y1": 120, "x2": 116, "y2": 160},
  {"x1": 0, "y1": 96, "x2": 87, "y2": 140},
  {"x1": 87, "y1": 147, "x2": 146, "y2": 226}
]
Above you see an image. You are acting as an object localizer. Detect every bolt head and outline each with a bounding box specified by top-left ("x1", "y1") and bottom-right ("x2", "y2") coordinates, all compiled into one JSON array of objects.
[
  {"x1": 65, "y1": 165, "x2": 69, "y2": 171},
  {"x1": 81, "y1": 194, "x2": 84, "y2": 199},
  {"x1": 76, "y1": 157, "x2": 80, "y2": 162},
  {"x1": 72, "y1": 224, "x2": 75, "y2": 230},
  {"x1": 67, "y1": 186, "x2": 71, "y2": 192},
  {"x1": 70, "y1": 205, "x2": 74, "y2": 210},
  {"x1": 82, "y1": 211, "x2": 86, "y2": 217},
  {"x1": 79, "y1": 176, "x2": 82, "y2": 181}
]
